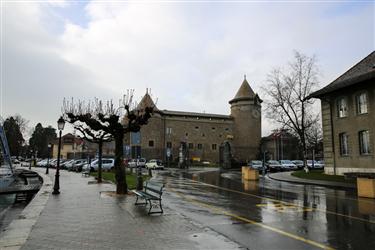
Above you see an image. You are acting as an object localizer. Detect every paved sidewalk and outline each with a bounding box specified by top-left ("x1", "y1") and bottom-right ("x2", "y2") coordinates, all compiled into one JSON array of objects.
[
  {"x1": 1, "y1": 167, "x2": 240, "y2": 250},
  {"x1": 268, "y1": 171, "x2": 356, "y2": 189}
]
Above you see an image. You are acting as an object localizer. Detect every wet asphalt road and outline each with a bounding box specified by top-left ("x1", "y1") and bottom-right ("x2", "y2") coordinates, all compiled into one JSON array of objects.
[{"x1": 152, "y1": 168, "x2": 375, "y2": 250}]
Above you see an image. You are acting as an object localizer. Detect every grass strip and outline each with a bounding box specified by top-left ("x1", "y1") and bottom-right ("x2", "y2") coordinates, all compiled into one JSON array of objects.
[
  {"x1": 90, "y1": 171, "x2": 150, "y2": 189},
  {"x1": 291, "y1": 170, "x2": 356, "y2": 183}
]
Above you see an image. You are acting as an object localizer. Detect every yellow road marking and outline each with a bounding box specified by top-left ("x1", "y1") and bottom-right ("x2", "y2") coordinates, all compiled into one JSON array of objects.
[
  {"x1": 172, "y1": 189, "x2": 335, "y2": 250},
  {"x1": 166, "y1": 177, "x2": 375, "y2": 224}
]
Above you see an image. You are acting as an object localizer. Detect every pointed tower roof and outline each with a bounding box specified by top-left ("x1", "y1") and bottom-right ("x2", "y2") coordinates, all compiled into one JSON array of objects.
[
  {"x1": 137, "y1": 89, "x2": 158, "y2": 111},
  {"x1": 229, "y1": 75, "x2": 257, "y2": 104}
]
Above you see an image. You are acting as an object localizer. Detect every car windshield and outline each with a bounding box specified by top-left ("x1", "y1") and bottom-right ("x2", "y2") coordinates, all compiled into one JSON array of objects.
[
  {"x1": 281, "y1": 160, "x2": 292, "y2": 164},
  {"x1": 251, "y1": 161, "x2": 262, "y2": 165},
  {"x1": 268, "y1": 161, "x2": 279, "y2": 164}
]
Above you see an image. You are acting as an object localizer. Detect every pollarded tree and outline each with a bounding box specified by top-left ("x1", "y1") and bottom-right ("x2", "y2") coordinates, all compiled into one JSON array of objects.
[
  {"x1": 67, "y1": 115, "x2": 113, "y2": 183},
  {"x1": 265, "y1": 51, "x2": 320, "y2": 172},
  {"x1": 63, "y1": 91, "x2": 153, "y2": 194}
]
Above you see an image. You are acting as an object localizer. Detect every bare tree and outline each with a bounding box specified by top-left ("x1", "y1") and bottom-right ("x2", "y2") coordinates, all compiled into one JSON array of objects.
[
  {"x1": 73, "y1": 122, "x2": 113, "y2": 183},
  {"x1": 63, "y1": 90, "x2": 153, "y2": 194},
  {"x1": 265, "y1": 51, "x2": 320, "y2": 172}
]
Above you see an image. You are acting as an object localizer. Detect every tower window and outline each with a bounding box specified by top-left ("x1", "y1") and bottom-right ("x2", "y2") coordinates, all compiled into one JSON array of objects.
[
  {"x1": 225, "y1": 128, "x2": 229, "y2": 131},
  {"x1": 197, "y1": 144, "x2": 203, "y2": 150},
  {"x1": 212, "y1": 144, "x2": 217, "y2": 150},
  {"x1": 148, "y1": 140, "x2": 154, "y2": 147},
  {"x1": 202, "y1": 133, "x2": 205, "y2": 137},
  {"x1": 195, "y1": 126, "x2": 199, "y2": 130},
  {"x1": 212, "y1": 127, "x2": 216, "y2": 131}
]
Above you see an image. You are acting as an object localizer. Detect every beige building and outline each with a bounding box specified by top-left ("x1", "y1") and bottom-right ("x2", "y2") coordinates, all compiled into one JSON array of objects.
[
  {"x1": 311, "y1": 51, "x2": 375, "y2": 175},
  {"x1": 124, "y1": 77, "x2": 262, "y2": 164},
  {"x1": 52, "y1": 133, "x2": 115, "y2": 159}
]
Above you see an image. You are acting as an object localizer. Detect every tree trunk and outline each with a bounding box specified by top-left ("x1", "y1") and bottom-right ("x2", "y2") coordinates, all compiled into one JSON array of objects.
[
  {"x1": 98, "y1": 140, "x2": 103, "y2": 183},
  {"x1": 301, "y1": 132, "x2": 309, "y2": 173},
  {"x1": 115, "y1": 132, "x2": 127, "y2": 194}
]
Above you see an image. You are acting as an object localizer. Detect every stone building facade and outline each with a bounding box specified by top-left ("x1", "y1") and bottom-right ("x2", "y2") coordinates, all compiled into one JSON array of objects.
[
  {"x1": 124, "y1": 77, "x2": 262, "y2": 164},
  {"x1": 311, "y1": 51, "x2": 375, "y2": 175}
]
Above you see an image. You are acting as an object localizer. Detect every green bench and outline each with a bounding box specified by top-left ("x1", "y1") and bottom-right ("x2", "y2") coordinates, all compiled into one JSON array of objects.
[{"x1": 132, "y1": 181, "x2": 164, "y2": 214}]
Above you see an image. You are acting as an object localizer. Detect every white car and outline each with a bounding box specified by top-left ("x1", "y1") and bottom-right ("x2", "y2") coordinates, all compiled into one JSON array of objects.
[
  {"x1": 128, "y1": 158, "x2": 146, "y2": 168},
  {"x1": 84, "y1": 158, "x2": 115, "y2": 172},
  {"x1": 249, "y1": 160, "x2": 263, "y2": 170},
  {"x1": 279, "y1": 160, "x2": 297, "y2": 171},
  {"x1": 307, "y1": 160, "x2": 324, "y2": 169},
  {"x1": 145, "y1": 159, "x2": 164, "y2": 170}
]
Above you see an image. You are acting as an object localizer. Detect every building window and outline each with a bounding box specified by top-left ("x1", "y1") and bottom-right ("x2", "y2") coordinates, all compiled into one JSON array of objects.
[
  {"x1": 225, "y1": 128, "x2": 229, "y2": 131},
  {"x1": 356, "y1": 93, "x2": 368, "y2": 114},
  {"x1": 188, "y1": 143, "x2": 194, "y2": 149},
  {"x1": 359, "y1": 130, "x2": 371, "y2": 155},
  {"x1": 197, "y1": 143, "x2": 202, "y2": 150},
  {"x1": 166, "y1": 127, "x2": 172, "y2": 135},
  {"x1": 212, "y1": 127, "x2": 216, "y2": 131},
  {"x1": 148, "y1": 140, "x2": 154, "y2": 147},
  {"x1": 202, "y1": 133, "x2": 205, "y2": 137},
  {"x1": 166, "y1": 142, "x2": 172, "y2": 148},
  {"x1": 212, "y1": 144, "x2": 217, "y2": 150},
  {"x1": 339, "y1": 133, "x2": 349, "y2": 156},
  {"x1": 337, "y1": 97, "x2": 348, "y2": 117},
  {"x1": 185, "y1": 133, "x2": 188, "y2": 136},
  {"x1": 195, "y1": 126, "x2": 199, "y2": 130}
]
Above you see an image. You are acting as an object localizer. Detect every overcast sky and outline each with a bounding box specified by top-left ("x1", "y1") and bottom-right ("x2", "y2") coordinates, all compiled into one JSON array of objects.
[{"x1": 1, "y1": 1, "x2": 374, "y2": 138}]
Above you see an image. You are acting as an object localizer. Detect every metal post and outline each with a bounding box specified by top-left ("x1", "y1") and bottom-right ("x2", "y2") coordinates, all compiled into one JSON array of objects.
[
  {"x1": 29, "y1": 150, "x2": 33, "y2": 170},
  {"x1": 136, "y1": 156, "x2": 143, "y2": 190},
  {"x1": 46, "y1": 144, "x2": 51, "y2": 174},
  {"x1": 52, "y1": 130, "x2": 62, "y2": 195}
]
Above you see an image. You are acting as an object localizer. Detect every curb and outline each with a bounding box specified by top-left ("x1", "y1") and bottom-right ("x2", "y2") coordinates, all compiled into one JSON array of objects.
[
  {"x1": 268, "y1": 172, "x2": 356, "y2": 189},
  {"x1": 0, "y1": 168, "x2": 52, "y2": 249}
]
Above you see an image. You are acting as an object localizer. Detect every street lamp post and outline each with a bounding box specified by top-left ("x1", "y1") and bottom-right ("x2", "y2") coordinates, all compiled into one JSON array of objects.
[
  {"x1": 46, "y1": 144, "x2": 52, "y2": 174},
  {"x1": 29, "y1": 150, "x2": 33, "y2": 170},
  {"x1": 52, "y1": 116, "x2": 65, "y2": 195}
]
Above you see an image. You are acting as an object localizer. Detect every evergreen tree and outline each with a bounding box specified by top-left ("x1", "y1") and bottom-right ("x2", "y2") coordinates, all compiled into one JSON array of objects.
[
  {"x1": 29, "y1": 123, "x2": 57, "y2": 158},
  {"x1": 3, "y1": 116, "x2": 25, "y2": 156}
]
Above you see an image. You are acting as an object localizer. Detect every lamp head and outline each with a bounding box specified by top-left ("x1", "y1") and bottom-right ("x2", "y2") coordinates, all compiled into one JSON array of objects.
[{"x1": 57, "y1": 116, "x2": 65, "y2": 131}]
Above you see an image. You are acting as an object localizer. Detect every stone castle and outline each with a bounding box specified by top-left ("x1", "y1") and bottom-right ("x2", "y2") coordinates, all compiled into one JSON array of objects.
[{"x1": 124, "y1": 77, "x2": 262, "y2": 164}]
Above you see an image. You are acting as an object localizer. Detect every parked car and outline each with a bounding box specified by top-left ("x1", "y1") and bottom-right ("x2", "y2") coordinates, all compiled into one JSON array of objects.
[
  {"x1": 128, "y1": 158, "x2": 146, "y2": 168},
  {"x1": 61, "y1": 159, "x2": 75, "y2": 170},
  {"x1": 279, "y1": 160, "x2": 297, "y2": 171},
  {"x1": 72, "y1": 159, "x2": 88, "y2": 172},
  {"x1": 292, "y1": 160, "x2": 304, "y2": 170},
  {"x1": 248, "y1": 160, "x2": 263, "y2": 170},
  {"x1": 84, "y1": 158, "x2": 115, "y2": 172},
  {"x1": 145, "y1": 159, "x2": 164, "y2": 170},
  {"x1": 266, "y1": 160, "x2": 282, "y2": 172},
  {"x1": 307, "y1": 160, "x2": 324, "y2": 169},
  {"x1": 36, "y1": 159, "x2": 48, "y2": 167}
]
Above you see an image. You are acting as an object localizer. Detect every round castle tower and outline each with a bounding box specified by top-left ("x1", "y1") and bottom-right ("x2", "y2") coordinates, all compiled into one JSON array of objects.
[{"x1": 229, "y1": 76, "x2": 262, "y2": 163}]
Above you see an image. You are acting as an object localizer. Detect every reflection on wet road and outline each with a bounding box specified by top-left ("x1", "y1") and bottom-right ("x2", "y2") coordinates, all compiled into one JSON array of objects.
[{"x1": 152, "y1": 169, "x2": 375, "y2": 250}]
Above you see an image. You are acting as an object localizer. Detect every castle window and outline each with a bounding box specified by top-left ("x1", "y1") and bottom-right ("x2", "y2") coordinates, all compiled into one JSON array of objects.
[
  {"x1": 337, "y1": 97, "x2": 348, "y2": 118},
  {"x1": 339, "y1": 133, "x2": 349, "y2": 156},
  {"x1": 197, "y1": 144, "x2": 203, "y2": 150},
  {"x1": 359, "y1": 130, "x2": 371, "y2": 155},
  {"x1": 212, "y1": 144, "x2": 217, "y2": 150},
  {"x1": 212, "y1": 127, "x2": 216, "y2": 131},
  {"x1": 148, "y1": 140, "x2": 154, "y2": 147},
  {"x1": 202, "y1": 133, "x2": 205, "y2": 137},
  {"x1": 356, "y1": 92, "x2": 368, "y2": 114},
  {"x1": 166, "y1": 142, "x2": 172, "y2": 148},
  {"x1": 166, "y1": 127, "x2": 172, "y2": 135},
  {"x1": 188, "y1": 143, "x2": 194, "y2": 149},
  {"x1": 185, "y1": 133, "x2": 188, "y2": 136},
  {"x1": 225, "y1": 128, "x2": 229, "y2": 131},
  {"x1": 195, "y1": 126, "x2": 199, "y2": 130}
]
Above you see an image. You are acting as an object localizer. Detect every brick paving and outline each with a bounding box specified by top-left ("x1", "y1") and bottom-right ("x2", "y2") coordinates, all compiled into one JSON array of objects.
[{"x1": 16, "y1": 169, "x2": 239, "y2": 250}]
